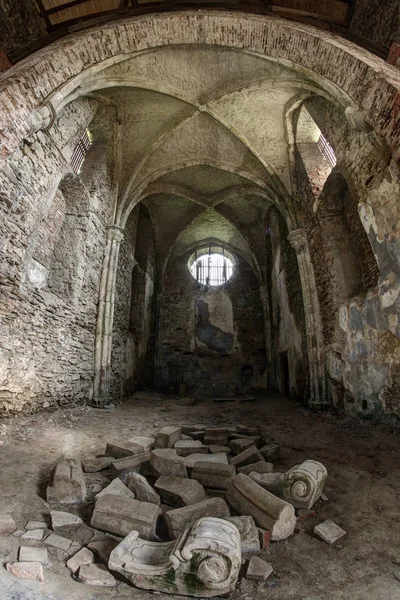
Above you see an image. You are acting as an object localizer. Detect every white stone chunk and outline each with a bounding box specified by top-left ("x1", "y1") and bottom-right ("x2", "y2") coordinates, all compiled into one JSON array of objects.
[
  {"x1": 314, "y1": 520, "x2": 346, "y2": 544},
  {"x1": 25, "y1": 520, "x2": 47, "y2": 531},
  {"x1": 50, "y1": 510, "x2": 83, "y2": 529},
  {"x1": 19, "y1": 546, "x2": 48, "y2": 565},
  {"x1": 67, "y1": 547, "x2": 95, "y2": 574},
  {"x1": 44, "y1": 532, "x2": 71, "y2": 551},
  {"x1": 78, "y1": 563, "x2": 116, "y2": 587},
  {"x1": 0, "y1": 515, "x2": 17, "y2": 534},
  {"x1": 246, "y1": 556, "x2": 273, "y2": 581},
  {"x1": 21, "y1": 529, "x2": 45, "y2": 541},
  {"x1": 95, "y1": 478, "x2": 135, "y2": 500}
]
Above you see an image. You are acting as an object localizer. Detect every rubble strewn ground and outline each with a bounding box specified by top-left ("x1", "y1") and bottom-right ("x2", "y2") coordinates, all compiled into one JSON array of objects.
[{"x1": 0, "y1": 392, "x2": 399, "y2": 599}]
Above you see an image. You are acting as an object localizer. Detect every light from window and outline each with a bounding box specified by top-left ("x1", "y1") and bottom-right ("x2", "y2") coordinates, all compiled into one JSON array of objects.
[
  {"x1": 317, "y1": 133, "x2": 337, "y2": 168},
  {"x1": 70, "y1": 129, "x2": 92, "y2": 174},
  {"x1": 190, "y1": 252, "x2": 233, "y2": 286}
]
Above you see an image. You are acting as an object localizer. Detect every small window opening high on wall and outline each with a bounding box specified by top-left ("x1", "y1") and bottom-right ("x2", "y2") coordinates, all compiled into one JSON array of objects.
[
  {"x1": 70, "y1": 129, "x2": 92, "y2": 174},
  {"x1": 317, "y1": 133, "x2": 337, "y2": 168},
  {"x1": 189, "y1": 246, "x2": 234, "y2": 287}
]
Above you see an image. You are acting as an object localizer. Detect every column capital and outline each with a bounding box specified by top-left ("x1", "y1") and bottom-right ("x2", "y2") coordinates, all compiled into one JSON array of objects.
[
  {"x1": 288, "y1": 228, "x2": 308, "y2": 253},
  {"x1": 107, "y1": 224, "x2": 125, "y2": 243}
]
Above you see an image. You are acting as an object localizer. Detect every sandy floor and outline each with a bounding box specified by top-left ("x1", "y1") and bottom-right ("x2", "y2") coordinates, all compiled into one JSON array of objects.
[{"x1": 0, "y1": 393, "x2": 399, "y2": 600}]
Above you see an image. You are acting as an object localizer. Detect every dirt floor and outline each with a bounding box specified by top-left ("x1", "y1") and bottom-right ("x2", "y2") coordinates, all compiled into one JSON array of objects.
[{"x1": 0, "y1": 392, "x2": 399, "y2": 600}]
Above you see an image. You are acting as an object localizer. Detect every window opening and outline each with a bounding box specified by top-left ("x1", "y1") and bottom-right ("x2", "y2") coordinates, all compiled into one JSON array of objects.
[
  {"x1": 190, "y1": 247, "x2": 233, "y2": 286},
  {"x1": 317, "y1": 132, "x2": 337, "y2": 168},
  {"x1": 70, "y1": 129, "x2": 92, "y2": 174}
]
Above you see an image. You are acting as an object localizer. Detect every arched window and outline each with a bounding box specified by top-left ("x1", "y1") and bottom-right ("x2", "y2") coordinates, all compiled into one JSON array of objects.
[{"x1": 188, "y1": 246, "x2": 234, "y2": 286}]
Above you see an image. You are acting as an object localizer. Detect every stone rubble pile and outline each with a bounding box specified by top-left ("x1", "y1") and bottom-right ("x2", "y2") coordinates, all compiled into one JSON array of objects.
[{"x1": 1, "y1": 423, "x2": 342, "y2": 596}]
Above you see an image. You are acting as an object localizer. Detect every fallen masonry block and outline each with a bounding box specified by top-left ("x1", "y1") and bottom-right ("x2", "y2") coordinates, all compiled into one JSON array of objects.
[
  {"x1": 46, "y1": 457, "x2": 86, "y2": 505},
  {"x1": 154, "y1": 426, "x2": 182, "y2": 449},
  {"x1": 0, "y1": 515, "x2": 17, "y2": 534},
  {"x1": 7, "y1": 561, "x2": 44, "y2": 582},
  {"x1": 174, "y1": 440, "x2": 209, "y2": 457},
  {"x1": 19, "y1": 546, "x2": 48, "y2": 565},
  {"x1": 78, "y1": 563, "x2": 116, "y2": 587},
  {"x1": 50, "y1": 510, "x2": 83, "y2": 530},
  {"x1": 128, "y1": 436, "x2": 155, "y2": 452},
  {"x1": 150, "y1": 449, "x2": 187, "y2": 478},
  {"x1": 105, "y1": 440, "x2": 145, "y2": 459},
  {"x1": 21, "y1": 529, "x2": 45, "y2": 541},
  {"x1": 203, "y1": 428, "x2": 229, "y2": 446},
  {"x1": 155, "y1": 476, "x2": 206, "y2": 507},
  {"x1": 126, "y1": 473, "x2": 161, "y2": 505},
  {"x1": 238, "y1": 461, "x2": 274, "y2": 476},
  {"x1": 91, "y1": 494, "x2": 161, "y2": 539},
  {"x1": 314, "y1": 520, "x2": 346, "y2": 544},
  {"x1": 260, "y1": 444, "x2": 281, "y2": 461},
  {"x1": 82, "y1": 457, "x2": 115, "y2": 473},
  {"x1": 226, "y1": 516, "x2": 260, "y2": 556},
  {"x1": 44, "y1": 533, "x2": 71, "y2": 551},
  {"x1": 191, "y1": 462, "x2": 236, "y2": 490},
  {"x1": 110, "y1": 452, "x2": 151, "y2": 483},
  {"x1": 87, "y1": 539, "x2": 118, "y2": 564},
  {"x1": 190, "y1": 430, "x2": 205, "y2": 442},
  {"x1": 246, "y1": 556, "x2": 273, "y2": 581},
  {"x1": 236, "y1": 425, "x2": 261, "y2": 437},
  {"x1": 25, "y1": 520, "x2": 47, "y2": 531},
  {"x1": 67, "y1": 547, "x2": 95, "y2": 574},
  {"x1": 229, "y1": 438, "x2": 255, "y2": 455},
  {"x1": 209, "y1": 444, "x2": 231, "y2": 454},
  {"x1": 109, "y1": 517, "x2": 241, "y2": 597},
  {"x1": 96, "y1": 478, "x2": 135, "y2": 500},
  {"x1": 229, "y1": 434, "x2": 263, "y2": 447},
  {"x1": 230, "y1": 446, "x2": 264, "y2": 469},
  {"x1": 185, "y1": 452, "x2": 228, "y2": 470},
  {"x1": 249, "y1": 472, "x2": 283, "y2": 494},
  {"x1": 165, "y1": 497, "x2": 230, "y2": 538},
  {"x1": 280, "y1": 460, "x2": 328, "y2": 509},
  {"x1": 226, "y1": 474, "x2": 296, "y2": 541}
]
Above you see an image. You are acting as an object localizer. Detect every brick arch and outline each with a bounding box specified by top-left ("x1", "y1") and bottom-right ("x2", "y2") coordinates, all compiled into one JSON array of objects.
[{"x1": 0, "y1": 11, "x2": 399, "y2": 163}]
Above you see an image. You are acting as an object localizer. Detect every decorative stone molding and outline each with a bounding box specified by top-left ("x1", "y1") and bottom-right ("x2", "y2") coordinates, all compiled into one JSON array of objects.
[
  {"x1": 280, "y1": 460, "x2": 327, "y2": 509},
  {"x1": 108, "y1": 517, "x2": 241, "y2": 597}
]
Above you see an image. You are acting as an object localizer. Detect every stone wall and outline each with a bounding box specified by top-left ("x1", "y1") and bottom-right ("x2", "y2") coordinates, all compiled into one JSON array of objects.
[
  {"x1": 350, "y1": 0, "x2": 400, "y2": 49},
  {"x1": 161, "y1": 250, "x2": 266, "y2": 396},
  {"x1": 0, "y1": 0, "x2": 45, "y2": 56}
]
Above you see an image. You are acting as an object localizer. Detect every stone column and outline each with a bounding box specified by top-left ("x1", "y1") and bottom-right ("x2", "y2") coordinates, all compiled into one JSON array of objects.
[
  {"x1": 93, "y1": 224, "x2": 125, "y2": 407},
  {"x1": 288, "y1": 229, "x2": 327, "y2": 407},
  {"x1": 259, "y1": 283, "x2": 274, "y2": 388}
]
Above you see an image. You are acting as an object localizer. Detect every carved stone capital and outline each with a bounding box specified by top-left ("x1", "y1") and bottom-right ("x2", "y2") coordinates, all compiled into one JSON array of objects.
[
  {"x1": 288, "y1": 228, "x2": 308, "y2": 253},
  {"x1": 107, "y1": 225, "x2": 125, "y2": 243}
]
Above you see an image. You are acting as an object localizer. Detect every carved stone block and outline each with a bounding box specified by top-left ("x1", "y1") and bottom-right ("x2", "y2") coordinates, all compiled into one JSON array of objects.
[
  {"x1": 165, "y1": 497, "x2": 230, "y2": 538},
  {"x1": 46, "y1": 457, "x2": 86, "y2": 505},
  {"x1": 91, "y1": 494, "x2": 160, "y2": 539},
  {"x1": 280, "y1": 460, "x2": 327, "y2": 509},
  {"x1": 191, "y1": 462, "x2": 236, "y2": 490}
]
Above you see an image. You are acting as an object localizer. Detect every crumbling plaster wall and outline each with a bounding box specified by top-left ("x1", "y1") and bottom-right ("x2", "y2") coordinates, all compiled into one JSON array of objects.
[
  {"x1": 161, "y1": 250, "x2": 266, "y2": 395},
  {"x1": 0, "y1": 99, "x2": 116, "y2": 414},
  {"x1": 295, "y1": 96, "x2": 400, "y2": 422}
]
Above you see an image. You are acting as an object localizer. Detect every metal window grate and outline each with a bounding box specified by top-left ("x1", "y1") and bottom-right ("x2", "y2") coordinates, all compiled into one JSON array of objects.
[
  {"x1": 70, "y1": 129, "x2": 91, "y2": 173},
  {"x1": 191, "y1": 252, "x2": 233, "y2": 286},
  {"x1": 317, "y1": 133, "x2": 337, "y2": 168}
]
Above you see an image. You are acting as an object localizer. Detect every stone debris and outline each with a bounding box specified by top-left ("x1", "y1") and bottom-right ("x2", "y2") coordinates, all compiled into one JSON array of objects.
[
  {"x1": 154, "y1": 426, "x2": 182, "y2": 449},
  {"x1": 87, "y1": 539, "x2": 118, "y2": 564},
  {"x1": 46, "y1": 457, "x2": 86, "y2": 505},
  {"x1": 230, "y1": 446, "x2": 265, "y2": 468},
  {"x1": 110, "y1": 452, "x2": 151, "y2": 482},
  {"x1": 189, "y1": 430, "x2": 205, "y2": 442},
  {"x1": 249, "y1": 472, "x2": 283, "y2": 493},
  {"x1": 50, "y1": 510, "x2": 83, "y2": 529},
  {"x1": 174, "y1": 439, "x2": 209, "y2": 456},
  {"x1": 66, "y1": 547, "x2": 95, "y2": 574},
  {"x1": 7, "y1": 561, "x2": 44, "y2": 582},
  {"x1": 106, "y1": 439, "x2": 145, "y2": 459},
  {"x1": 25, "y1": 520, "x2": 47, "y2": 530},
  {"x1": 314, "y1": 520, "x2": 346, "y2": 544},
  {"x1": 191, "y1": 461, "x2": 236, "y2": 490},
  {"x1": 95, "y1": 477, "x2": 135, "y2": 500},
  {"x1": 0, "y1": 515, "x2": 17, "y2": 534},
  {"x1": 126, "y1": 473, "x2": 161, "y2": 505},
  {"x1": 82, "y1": 457, "x2": 115, "y2": 472},
  {"x1": 128, "y1": 436, "x2": 155, "y2": 452},
  {"x1": 229, "y1": 438, "x2": 256, "y2": 454},
  {"x1": 236, "y1": 425, "x2": 261, "y2": 437},
  {"x1": 226, "y1": 474, "x2": 296, "y2": 541},
  {"x1": 150, "y1": 448, "x2": 187, "y2": 478},
  {"x1": 226, "y1": 516, "x2": 260, "y2": 556},
  {"x1": 246, "y1": 556, "x2": 273, "y2": 581},
  {"x1": 91, "y1": 494, "x2": 161, "y2": 539},
  {"x1": 13, "y1": 529, "x2": 24, "y2": 537},
  {"x1": 21, "y1": 528, "x2": 45, "y2": 541},
  {"x1": 238, "y1": 461, "x2": 274, "y2": 476},
  {"x1": 258, "y1": 528, "x2": 271, "y2": 550},
  {"x1": 185, "y1": 452, "x2": 228, "y2": 470},
  {"x1": 281, "y1": 460, "x2": 328, "y2": 509},
  {"x1": 297, "y1": 509, "x2": 317, "y2": 520},
  {"x1": 209, "y1": 444, "x2": 231, "y2": 454},
  {"x1": 260, "y1": 444, "x2": 281, "y2": 461},
  {"x1": 165, "y1": 497, "x2": 230, "y2": 538},
  {"x1": 44, "y1": 533, "x2": 72, "y2": 551},
  {"x1": 155, "y1": 476, "x2": 206, "y2": 507},
  {"x1": 203, "y1": 428, "x2": 229, "y2": 446},
  {"x1": 78, "y1": 563, "x2": 116, "y2": 587},
  {"x1": 19, "y1": 546, "x2": 48, "y2": 565}
]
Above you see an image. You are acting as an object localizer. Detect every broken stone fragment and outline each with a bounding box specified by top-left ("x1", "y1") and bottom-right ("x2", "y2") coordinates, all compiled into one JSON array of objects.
[
  {"x1": 87, "y1": 539, "x2": 118, "y2": 564},
  {"x1": 236, "y1": 425, "x2": 261, "y2": 437},
  {"x1": 25, "y1": 520, "x2": 47, "y2": 531},
  {"x1": 128, "y1": 436, "x2": 155, "y2": 452},
  {"x1": 150, "y1": 448, "x2": 187, "y2": 478},
  {"x1": 46, "y1": 457, "x2": 86, "y2": 505},
  {"x1": 280, "y1": 460, "x2": 328, "y2": 509},
  {"x1": 314, "y1": 520, "x2": 346, "y2": 544},
  {"x1": 82, "y1": 456, "x2": 115, "y2": 473},
  {"x1": 19, "y1": 546, "x2": 48, "y2": 565},
  {"x1": 66, "y1": 547, "x2": 95, "y2": 574},
  {"x1": 258, "y1": 528, "x2": 271, "y2": 550},
  {"x1": 78, "y1": 563, "x2": 116, "y2": 587},
  {"x1": 95, "y1": 477, "x2": 135, "y2": 500},
  {"x1": 238, "y1": 461, "x2": 274, "y2": 476},
  {"x1": 229, "y1": 438, "x2": 256, "y2": 455},
  {"x1": 126, "y1": 473, "x2": 161, "y2": 505},
  {"x1": 191, "y1": 461, "x2": 236, "y2": 490},
  {"x1": 174, "y1": 439, "x2": 209, "y2": 457},
  {"x1": 91, "y1": 494, "x2": 161, "y2": 539},
  {"x1": 230, "y1": 446, "x2": 264, "y2": 468},
  {"x1": 246, "y1": 556, "x2": 273, "y2": 581},
  {"x1": 155, "y1": 476, "x2": 206, "y2": 507},
  {"x1": 0, "y1": 515, "x2": 17, "y2": 534},
  {"x1": 203, "y1": 428, "x2": 229, "y2": 446},
  {"x1": 249, "y1": 472, "x2": 283, "y2": 493},
  {"x1": 226, "y1": 516, "x2": 260, "y2": 556},
  {"x1": 105, "y1": 439, "x2": 145, "y2": 459},
  {"x1": 110, "y1": 452, "x2": 151, "y2": 482},
  {"x1": 50, "y1": 510, "x2": 83, "y2": 530},
  {"x1": 229, "y1": 434, "x2": 263, "y2": 446},
  {"x1": 21, "y1": 529, "x2": 45, "y2": 541},
  {"x1": 7, "y1": 561, "x2": 44, "y2": 582},
  {"x1": 189, "y1": 430, "x2": 205, "y2": 442},
  {"x1": 209, "y1": 444, "x2": 231, "y2": 454},
  {"x1": 44, "y1": 533, "x2": 71, "y2": 551},
  {"x1": 185, "y1": 452, "x2": 228, "y2": 470},
  {"x1": 260, "y1": 444, "x2": 281, "y2": 461},
  {"x1": 165, "y1": 497, "x2": 230, "y2": 538},
  {"x1": 154, "y1": 426, "x2": 182, "y2": 449},
  {"x1": 226, "y1": 473, "x2": 296, "y2": 541}
]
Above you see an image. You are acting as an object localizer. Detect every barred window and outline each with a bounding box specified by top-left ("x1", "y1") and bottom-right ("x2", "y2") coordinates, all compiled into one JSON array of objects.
[
  {"x1": 317, "y1": 133, "x2": 337, "y2": 168},
  {"x1": 70, "y1": 129, "x2": 92, "y2": 174},
  {"x1": 189, "y1": 246, "x2": 234, "y2": 287}
]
